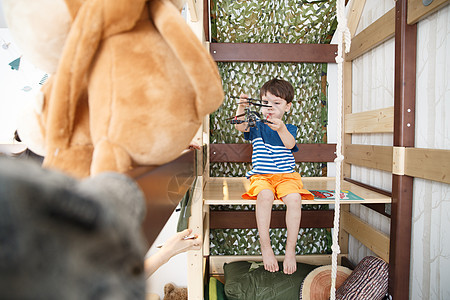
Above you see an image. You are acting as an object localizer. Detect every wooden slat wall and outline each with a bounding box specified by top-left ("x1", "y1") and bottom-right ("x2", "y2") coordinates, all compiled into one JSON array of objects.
[
  {"x1": 342, "y1": 0, "x2": 364, "y2": 180},
  {"x1": 345, "y1": 8, "x2": 395, "y2": 61},
  {"x1": 186, "y1": 0, "x2": 198, "y2": 22},
  {"x1": 347, "y1": 0, "x2": 366, "y2": 35},
  {"x1": 341, "y1": 210, "x2": 390, "y2": 262},
  {"x1": 408, "y1": 0, "x2": 450, "y2": 24},
  {"x1": 345, "y1": 107, "x2": 394, "y2": 133},
  {"x1": 345, "y1": 144, "x2": 393, "y2": 172},
  {"x1": 405, "y1": 148, "x2": 450, "y2": 184}
]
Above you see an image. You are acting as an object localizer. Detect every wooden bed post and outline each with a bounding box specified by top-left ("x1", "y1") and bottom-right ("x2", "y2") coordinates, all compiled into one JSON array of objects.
[
  {"x1": 340, "y1": 0, "x2": 365, "y2": 265},
  {"x1": 389, "y1": 0, "x2": 417, "y2": 297}
]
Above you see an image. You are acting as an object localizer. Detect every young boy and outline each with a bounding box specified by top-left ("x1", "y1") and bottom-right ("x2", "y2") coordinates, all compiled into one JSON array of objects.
[{"x1": 234, "y1": 78, "x2": 313, "y2": 274}]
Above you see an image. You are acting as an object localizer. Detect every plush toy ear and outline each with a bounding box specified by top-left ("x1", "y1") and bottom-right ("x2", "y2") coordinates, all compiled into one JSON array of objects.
[
  {"x1": 164, "y1": 283, "x2": 175, "y2": 295},
  {"x1": 63, "y1": 0, "x2": 86, "y2": 19},
  {"x1": 149, "y1": 0, "x2": 224, "y2": 119}
]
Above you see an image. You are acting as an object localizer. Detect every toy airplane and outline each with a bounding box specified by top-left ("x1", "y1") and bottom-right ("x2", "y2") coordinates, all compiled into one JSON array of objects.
[{"x1": 227, "y1": 96, "x2": 273, "y2": 129}]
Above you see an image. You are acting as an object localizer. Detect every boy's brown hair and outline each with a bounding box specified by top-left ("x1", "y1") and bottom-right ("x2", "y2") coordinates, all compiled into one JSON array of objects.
[{"x1": 260, "y1": 78, "x2": 294, "y2": 103}]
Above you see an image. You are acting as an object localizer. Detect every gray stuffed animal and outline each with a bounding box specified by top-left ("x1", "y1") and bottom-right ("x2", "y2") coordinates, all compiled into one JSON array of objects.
[{"x1": 0, "y1": 157, "x2": 148, "y2": 299}]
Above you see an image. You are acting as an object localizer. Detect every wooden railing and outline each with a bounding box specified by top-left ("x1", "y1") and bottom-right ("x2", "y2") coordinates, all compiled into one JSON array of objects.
[{"x1": 127, "y1": 149, "x2": 196, "y2": 246}]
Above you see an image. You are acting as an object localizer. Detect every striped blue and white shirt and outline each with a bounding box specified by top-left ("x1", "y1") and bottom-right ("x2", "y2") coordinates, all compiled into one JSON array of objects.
[{"x1": 244, "y1": 122, "x2": 298, "y2": 178}]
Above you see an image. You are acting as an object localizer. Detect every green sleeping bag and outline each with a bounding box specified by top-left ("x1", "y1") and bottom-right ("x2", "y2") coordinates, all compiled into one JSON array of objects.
[{"x1": 224, "y1": 261, "x2": 317, "y2": 300}]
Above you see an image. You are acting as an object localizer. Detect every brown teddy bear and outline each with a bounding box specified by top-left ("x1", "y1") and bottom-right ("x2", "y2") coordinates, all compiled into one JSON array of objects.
[
  {"x1": 5, "y1": 0, "x2": 224, "y2": 177},
  {"x1": 163, "y1": 283, "x2": 188, "y2": 300}
]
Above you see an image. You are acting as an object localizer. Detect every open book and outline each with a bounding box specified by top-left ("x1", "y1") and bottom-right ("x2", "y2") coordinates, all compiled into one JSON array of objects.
[{"x1": 310, "y1": 190, "x2": 364, "y2": 201}]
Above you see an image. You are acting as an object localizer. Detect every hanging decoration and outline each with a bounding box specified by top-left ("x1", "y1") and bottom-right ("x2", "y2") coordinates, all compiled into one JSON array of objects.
[
  {"x1": 39, "y1": 74, "x2": 49, "y2": 85},
  {"x1": 9, "y1": 56, "x2": 21, "y2": 71},
  {"x1": 1, "y1": 34, "x2": 47, "y2": 92}
]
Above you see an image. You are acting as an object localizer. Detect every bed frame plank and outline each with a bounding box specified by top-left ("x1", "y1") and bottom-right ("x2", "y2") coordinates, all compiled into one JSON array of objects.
[
  {"x1": 339, "y1": 205, "x2": 350, "y2": 256},
  {"x1": 210, "y1": 143, "x2": 337, "y2": 163},
  {"x1": 204, "y1": 177, "x2": 391, "y2": 205},
  {"x1": 407, "y1": 0, "x2": 450, "y2": 25},
  {"x1": 210, "y1": 43, "x2": 338, "y2": 63},
  {"x1": 346, "y1": 8, "x2": 395, "y2": 61},
  {"x1": 405, "y1": 148, "x2": 450, "y2": 184},
  {"x1": 203, "y1": 205, "x2": 210, "y2": 256},
  {"x1": 209, "y1": 255, "x2": 347, "y2": 275},
  {"x1": 341, "y1": 210, "x2": 390, "y2": 262},
  {"x1": 345, "y1": 107, "x2": 394, "y2": 133},
  {"x1": 209, "y1": 210, "x2": 334, "y2": 229},
  {"x1": 347, "y1": 0, "x2": 366, "y2": 37},
  {"x1": 345, "y1": 144, "x2": 393, "y2": 172},
  {"x1": 187, "y1": 178, "x2": 205, "y2": 300}
]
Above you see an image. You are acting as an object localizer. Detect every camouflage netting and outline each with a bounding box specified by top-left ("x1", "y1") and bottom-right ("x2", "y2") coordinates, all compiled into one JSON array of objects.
[{"x1": 209, "y1": 0, "x2": 337, "y2": 256}]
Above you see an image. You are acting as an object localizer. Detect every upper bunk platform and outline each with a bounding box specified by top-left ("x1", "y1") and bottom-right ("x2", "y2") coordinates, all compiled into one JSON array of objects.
[{"x1": 203, "y1": 177, "x2": 391, "y2": 205}]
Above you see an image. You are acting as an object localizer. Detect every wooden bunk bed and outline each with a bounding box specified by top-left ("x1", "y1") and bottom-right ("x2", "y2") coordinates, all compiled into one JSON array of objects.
[{"x1": 178, "y1": 1, "x2": 450, "y2": 299}]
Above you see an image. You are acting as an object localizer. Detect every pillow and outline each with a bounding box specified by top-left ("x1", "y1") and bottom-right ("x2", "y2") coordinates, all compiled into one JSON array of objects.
[
  {"x1": 224, "y1": 261, "x2": 317, "y2": 300},
  {"x1": 335, "y1": 256, "x2": 388, "y2": 300},
  {"x1": 299, "y1": 265, "x2": 352, "y2": 300},
  {"x1": 209, "y1": 277, "x2": 227, "y2": 300}
]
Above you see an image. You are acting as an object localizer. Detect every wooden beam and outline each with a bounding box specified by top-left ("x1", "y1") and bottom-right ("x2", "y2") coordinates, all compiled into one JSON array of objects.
[
  {"x1": 209, "y1": 210, "x2": 334, "y2": 229},
  {"x1": 341, "y1": 256, "x2": 355, "y2": 270},
  {"x1": 346, "y1": 8, "x2": 395, "y2": 61},
  {"x1": 347, "y1": 0, "x2": 367, "y2": 37},
  {"x1": 405, "y1": 148, "x2": 450, "y2": 184},
  {"x1": 209, "y1": 255, "x2": 340, "y2": 274},
  {"x1": 187, "y1": 178, "x2": 204, "y2": 300},
  {"x1": 345, "y1": 144, "x2": 393, "y2": 172},
  {"x1": 209, "y1": 143, "x2": 252, "y2": 163},
  {"x1": 343, "y1": 61, "x2": 352, "y2": 178},
  {"x1": 187, "y1": 0, "x2": 198, "y2": 22},
  {"x1": 339, "y1": 205, "x2": 350, "y2": 256},
  {"x1": 210, "y1": 143, "x2": 337, "y2": 163},
  {"x1": 344, "y1": 177, "x2": 392, "y2": 198},
  {"x1": 341, "y1": 210, "x2": 390, "y2": 262},
  {"x1": 343, "y1": 0, "x2": 364, "y2": 179},
  {"x1": 389, "y1": 0, "x2": 417, "y2": 297},
  {"x1": 203, "y1": 0, "x2": 209, "y2": 42},
  {"x1": 408, "y1": 0, "x2": 450, "y2": 24},
  {"x1": 127, "y1": 150, "x2": 195, "y2": 246},
  {"x1": 344, "y1": 177, "x2": 392, "y2": 218},
  {"x1": 345, "y1": 106, "x2": 394, "y2": 133},
  {"x1": 210, "y1": 43, "x2": 338, "y2": 63}
]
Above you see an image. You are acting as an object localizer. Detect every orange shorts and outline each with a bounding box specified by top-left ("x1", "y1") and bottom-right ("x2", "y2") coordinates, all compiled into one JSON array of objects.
[{"x1": 242, "y1": 173, "x2": 314, "y2": 201}]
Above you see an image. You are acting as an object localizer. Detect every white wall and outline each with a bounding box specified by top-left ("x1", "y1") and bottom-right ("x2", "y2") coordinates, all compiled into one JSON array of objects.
[
  {"x1": 0, "y1": 29, "x2": 46, "y2": 144},
  {"x1": 346, "y1": 1, "x2": 450, "y2": 299},
  {"x1": 145, "y1": 208, "x2": 190, "y2": 298},
  {"x1": 410, "y1": 5, "x2": 450, "y2": 299}
]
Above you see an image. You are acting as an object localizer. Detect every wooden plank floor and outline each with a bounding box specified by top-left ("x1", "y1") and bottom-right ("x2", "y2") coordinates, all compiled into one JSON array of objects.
[{"x1": 204, "y1": 177, "x2": 391, "y2": 205}]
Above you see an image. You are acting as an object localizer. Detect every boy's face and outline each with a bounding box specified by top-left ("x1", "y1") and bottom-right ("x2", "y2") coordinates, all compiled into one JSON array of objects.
[{"x1": 261, "y1": 92, "x2": 292, "y2": 120}]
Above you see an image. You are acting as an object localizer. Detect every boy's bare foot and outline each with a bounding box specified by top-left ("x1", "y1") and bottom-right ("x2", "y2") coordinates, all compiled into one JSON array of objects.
[
  {"x1": 283, "y1": 251, "x2": 297, "y2": 274},
  {"x1": 261, "y1": 245, "x2": 279, "y2": 272}
]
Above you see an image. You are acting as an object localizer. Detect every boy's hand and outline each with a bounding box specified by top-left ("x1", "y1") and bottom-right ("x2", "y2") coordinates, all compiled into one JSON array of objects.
[
  {"x1": 266, "y1": 116, "x2": 286, "y2": 132},
  {"x1": 238, "y1": 93, "x2": 250, "y2": 108}
]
